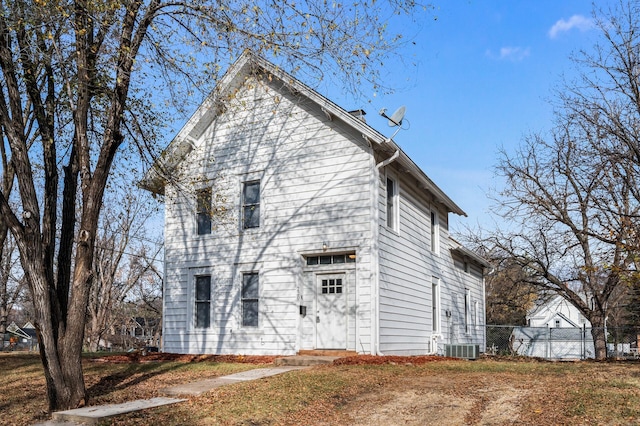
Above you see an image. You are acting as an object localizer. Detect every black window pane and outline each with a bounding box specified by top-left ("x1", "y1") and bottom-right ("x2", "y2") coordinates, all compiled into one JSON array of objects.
[
  {"x1": 197, "y1": 213, "x2": 212, "y2": 235},
  {"x1": 197, "y1": 188, "x2": 211, "y2": 211},
  {"x1": 346, "y1": 254, "x2": 356, "y2": 263},
  {"x1": 319, "y1": 256, "x2": 332, "y2": 264},
  {"x1": 387, "y1": 178, "x2": 395, "y2": 227},
  {"x1": 196, "y1": 189, "x2": 212, "y2": 235},
  {"x1": 307, "y1": 256, "x2": 319, "y2": 265},
  {"x1": 244, "y1": 181, "x2": 260, "y2": 204},
  {"x1": 332, "y1": 255, "x2": 345, "y2": 264},
  {"x1": 242, "y1": 273, "x2": 259, "y2": 298},
  {"x1": 196, "y1": 302, "x2": 210, "y2": 328},
  {"x1": 244, "y1": 205, "x2": 260, "y2": 228},
  {"x1": 336, "y1": 287, "x2": 342, "y2": 294},
  {"x1": 242, "y1": 300, "x2": 259, "y2": 327},
  {"x1": 196, "y1": 276, "x2": 211, "y2": 301}
]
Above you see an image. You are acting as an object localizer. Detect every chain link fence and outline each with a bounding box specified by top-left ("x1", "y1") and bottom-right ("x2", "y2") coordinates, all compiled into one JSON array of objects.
[{"x1": 484, "y1": 325, "x2": 639, "y2": 360}]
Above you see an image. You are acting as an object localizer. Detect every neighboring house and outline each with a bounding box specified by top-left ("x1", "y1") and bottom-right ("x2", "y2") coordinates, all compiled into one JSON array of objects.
[
  {"x1": 526, "y1": 295, "x2": 591, "y2": 329},
  {"x1": 512, "y1": 295, "x2": 594, "y2": 359},
  {"x1": 141, "y1": 51, "x2": 489, "y2": 356}
]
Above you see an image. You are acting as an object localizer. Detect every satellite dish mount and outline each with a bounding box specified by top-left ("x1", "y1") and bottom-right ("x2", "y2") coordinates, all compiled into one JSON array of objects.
[{"x1": 379, "y1": 106, "x2": 406, "y2": 142}]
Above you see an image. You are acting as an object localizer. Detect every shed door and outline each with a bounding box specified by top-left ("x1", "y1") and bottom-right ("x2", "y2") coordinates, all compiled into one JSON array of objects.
[{"x1": 316, "y1": 274, "x2": 347, "y2": 349}]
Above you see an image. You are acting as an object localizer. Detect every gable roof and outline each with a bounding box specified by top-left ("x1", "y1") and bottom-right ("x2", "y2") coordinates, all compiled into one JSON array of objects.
[
  {"x1": 450, "y1": 244, "x2": 492, "y2": 269},
  {"x1": 140, "y1": 51, "x2": 466, "y2": 216}
]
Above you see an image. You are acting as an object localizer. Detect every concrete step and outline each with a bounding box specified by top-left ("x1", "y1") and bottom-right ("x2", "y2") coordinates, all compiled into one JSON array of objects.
[
  {"x1": 297, "y1": 350, "x2": 358, "y2": 357},
  {"x1": 274, "y1": 355, "x2": 341, "y2": 366}
]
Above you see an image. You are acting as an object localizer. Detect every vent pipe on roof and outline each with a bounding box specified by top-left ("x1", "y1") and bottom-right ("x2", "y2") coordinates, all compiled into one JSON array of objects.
[{"x1": 348, "y1": 109, "x2": 366, "y2": 122}]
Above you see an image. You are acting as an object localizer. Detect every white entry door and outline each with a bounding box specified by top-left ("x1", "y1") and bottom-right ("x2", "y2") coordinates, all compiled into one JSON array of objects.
[{"x1": 316, "y1": 274, "x2": 347, "y2": 349}]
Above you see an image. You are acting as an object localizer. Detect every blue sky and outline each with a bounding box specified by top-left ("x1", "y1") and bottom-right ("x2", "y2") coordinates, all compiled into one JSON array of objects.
[{"x1": 339, "y1": 0, "x2": 601, "y2": 233}]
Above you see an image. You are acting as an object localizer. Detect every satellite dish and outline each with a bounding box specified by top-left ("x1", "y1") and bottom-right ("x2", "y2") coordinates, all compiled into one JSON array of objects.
[
  {"x1": 378, "y1": 106, "x2": 408, "y2": 143},
  {"x1": 379, "y1": 106, "x2": 406, "y2": 127}
]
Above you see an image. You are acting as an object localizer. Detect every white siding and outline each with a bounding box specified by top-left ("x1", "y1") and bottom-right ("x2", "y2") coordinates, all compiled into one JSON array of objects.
[
  {"x1": 162, "y1": 77, "x2": 373, "y2": 354},
  {"x1": 376, "y1": 165, "x2": 486, "y2": 355}
]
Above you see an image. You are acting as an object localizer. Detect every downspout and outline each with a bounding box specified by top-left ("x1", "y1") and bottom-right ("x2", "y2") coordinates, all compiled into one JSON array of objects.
[
  {"x1": 370, "y1": 142, "x2": 399, "y2": 355},
  {"x1": 482, "y1": 270, "x2": 488, "y2": 355}
]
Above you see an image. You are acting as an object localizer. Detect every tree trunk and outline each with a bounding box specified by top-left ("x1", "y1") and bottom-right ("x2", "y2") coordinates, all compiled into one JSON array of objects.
[
  {"x1": 590, "y1": 313, "x2": 608, "y2": 360},
  {"x1": 30, "y1": 274, "x2": 87, "y2": 411}
]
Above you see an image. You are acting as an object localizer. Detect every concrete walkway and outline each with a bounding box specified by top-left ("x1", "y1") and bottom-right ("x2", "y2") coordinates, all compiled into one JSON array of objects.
[
  {"x1": 47, "y1": 397, "x2": 186, "y2": 425},
  {"x1": 161, "y1": 366, "x2": 307, "y2": 396},
  {"x1": 34, "y1": 364, "x2": 313, "y2": 425}
]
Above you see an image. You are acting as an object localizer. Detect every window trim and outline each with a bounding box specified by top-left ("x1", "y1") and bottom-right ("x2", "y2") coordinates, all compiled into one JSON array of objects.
[
  {"x1": 464, "y1": 288, "x2": 471, "y2": 334},
  {"x1": 241, "y1": 272, "x2": 260, "y2": 328},
  {"x1": 194, "y1": 274, "x2": 212, "y2": 329},
  {"x1": 432, "y1": 277, "x2": 440, "y2": 333},
  {"x1": 430, "y1": 209, "x2": 440, "y2": 254},
  {"x1": 242, "y1": 180, "x2": 261, "y2": 230},
  {"x1": 386, "y1": 174, "x2": 399, "y2": 231},
  {"x1": 196, "y1": 187, "x2": 212, "y2": 235},
  {"x1": 474, "y1": 300, "x2": 479, "y2": 327}
]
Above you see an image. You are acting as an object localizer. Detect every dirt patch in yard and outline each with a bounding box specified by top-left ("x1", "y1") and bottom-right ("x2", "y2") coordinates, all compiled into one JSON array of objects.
[{"x1": 340, "y1": 373, "x2": 532, "y2": 426}]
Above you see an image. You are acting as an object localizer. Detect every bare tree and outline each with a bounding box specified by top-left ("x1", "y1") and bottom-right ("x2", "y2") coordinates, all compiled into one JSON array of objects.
[
  {"x1": 0, "y1": 0, "x2": 428, "y2": 410},
  {"x1": 484, "y1": 256, "x2": 539, "y2": 326},
  {"x1": 86, "y1": 189, "x2": 161, "y2": 352},
  {"x1": 0, "y1": 232, "x2": 24, "y2": 337},
  {"x1": 487, "y1": 1, "x2": 640, "y2": 359}
]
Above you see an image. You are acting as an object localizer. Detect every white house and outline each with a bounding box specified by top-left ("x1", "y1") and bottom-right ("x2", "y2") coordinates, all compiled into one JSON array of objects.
[
  {"x1": 141, "y1": 51, "x2": 489, "y2": 356},
  {"x1": 511, "y1": 295, "x2": 594, "y2": 359},
  {"x1": 526, "y1": 295, "x2": 591, "y2": 329}
]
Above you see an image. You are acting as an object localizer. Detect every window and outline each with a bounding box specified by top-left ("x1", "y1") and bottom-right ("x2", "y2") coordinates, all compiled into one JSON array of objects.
[
  {"x1": 474, "y1": 300, "x2": 479, "y2": 326},
  {"x1": 432, "y1": 277, "x2": 440, "y2": 332},
  {"x1": 196, "y1": 188, "x2": 212, "y2": 235},
  {"x1": 306, "y1": 253, "x2": 356, "y2": 266},
  {"x1": 242, "y1": 273, "x2": 259, "y2": 327},
  {"x1": 321, "y1": 277, "x2": 343, "y2": 294},
  {"x1": 464, "y1": 289, "x2": 471, "y2": 333},
  {"x1": 386, "y1": 177, "x2": 398, "y2": 230},
  {"x1": 555, "y1": 319, "x2": 560, "y2": 328},
  {"x1": 430, "y1": 210, "x2": 440, "y2": 254},
  {"x1": 242, "y1": 180, "x2": 260, "y2": 229},
  {"x1": 195, "y1": 275, "x2": 211, "y2": 328}
]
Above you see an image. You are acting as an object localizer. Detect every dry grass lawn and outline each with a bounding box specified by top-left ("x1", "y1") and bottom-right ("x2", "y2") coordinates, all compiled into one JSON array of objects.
[{"x1": 2, "y1": 352, "x2": 640, "y2": 425}]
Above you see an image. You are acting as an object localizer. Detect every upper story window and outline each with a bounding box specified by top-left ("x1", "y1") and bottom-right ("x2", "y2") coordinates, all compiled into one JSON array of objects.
[
  {"x1": 196, "y1": 188, "x2": 212, "y2": 235},
  {"x1": 430, "y1": 210, "x2": 440, "y2": 254},
  {"x1": 386, "y1": 176, "x2": 398, "y2": 231},
  {"x1": 242, "y1": 180, "x2": 260, "y2": 229}
]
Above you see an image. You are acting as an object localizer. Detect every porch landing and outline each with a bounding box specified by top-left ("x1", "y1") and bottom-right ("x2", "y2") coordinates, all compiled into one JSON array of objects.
[{"x1": 273, "y1": 350, "x2": 357, "y2": 366}]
